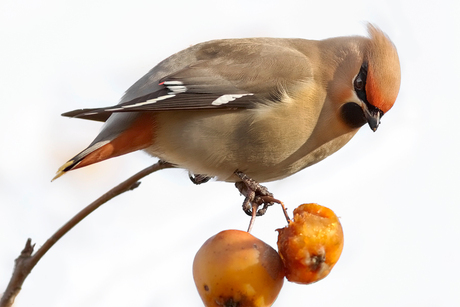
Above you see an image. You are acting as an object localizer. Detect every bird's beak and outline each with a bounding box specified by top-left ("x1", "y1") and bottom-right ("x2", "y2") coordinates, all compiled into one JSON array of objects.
[{"x1": 362, "y1": 104, "x2": 381, "y2": 132}]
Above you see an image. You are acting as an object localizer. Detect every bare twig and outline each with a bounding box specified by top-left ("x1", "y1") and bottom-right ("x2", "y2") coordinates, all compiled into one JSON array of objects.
[
  {"x1": 278, "y1": 200, "x2": 292, "y2": 224},
  {"x1": 246, "y1": 203, "x2": 258, "y2": 233},
  {"x1": 0, "y1": 160, "x2": 175, "y2": 307},
  {"x1": 246, "y1": 195, "x2": 291, "y2": 232}
]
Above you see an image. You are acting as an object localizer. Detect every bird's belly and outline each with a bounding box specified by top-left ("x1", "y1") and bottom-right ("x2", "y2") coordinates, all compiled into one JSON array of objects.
[{"x1": 146, "y1": 108, "x2": 332, "y2": 182}]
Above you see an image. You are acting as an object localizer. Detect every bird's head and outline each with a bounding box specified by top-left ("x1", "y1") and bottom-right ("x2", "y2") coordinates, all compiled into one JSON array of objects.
[{"x1": 339, "y1": 24, "x2": 401, "y2": 132}]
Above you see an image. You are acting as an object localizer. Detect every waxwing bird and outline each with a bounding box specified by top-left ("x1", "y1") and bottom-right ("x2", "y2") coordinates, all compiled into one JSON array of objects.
[{"x1": 55, "y1": 24, "x2": 400, "y2": 213}]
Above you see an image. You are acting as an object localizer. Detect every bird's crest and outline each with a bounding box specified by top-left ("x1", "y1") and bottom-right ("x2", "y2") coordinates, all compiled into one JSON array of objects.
[{"x1": 365, "y1": 24, "x2": 401, "y2": 113}]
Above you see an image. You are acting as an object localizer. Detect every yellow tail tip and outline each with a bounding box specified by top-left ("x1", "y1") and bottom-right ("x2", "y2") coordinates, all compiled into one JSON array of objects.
[{"x1": 51, "y1": 160, "x2": 75, "y2": 182}]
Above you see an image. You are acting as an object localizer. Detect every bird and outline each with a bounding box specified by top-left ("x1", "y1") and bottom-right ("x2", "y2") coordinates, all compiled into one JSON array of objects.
[{"x1": 54, "y1": 24, "x2": 400, "y2": 213}]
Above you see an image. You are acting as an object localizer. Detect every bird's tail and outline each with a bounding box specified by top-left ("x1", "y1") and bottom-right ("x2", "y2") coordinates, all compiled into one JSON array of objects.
[{"x1": 53, "y1": 113, "x2": 155, "y2": 180}]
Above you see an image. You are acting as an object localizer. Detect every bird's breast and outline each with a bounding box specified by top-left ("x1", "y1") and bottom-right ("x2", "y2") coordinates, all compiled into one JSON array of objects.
[{"x1": 145, "y1": 90, "x2": 353, "y2": 182}]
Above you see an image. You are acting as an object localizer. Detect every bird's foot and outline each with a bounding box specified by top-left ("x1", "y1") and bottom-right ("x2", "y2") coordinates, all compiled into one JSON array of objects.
[
  {"x1": 234, "y1": 171, "x2": 281, "y2": 216},
  {"x1": 189, "y1": 172, "x2": 213, "y2": 185},
  {"x1": 234, "y1": 171, "x2": 288, "y2": 232}
]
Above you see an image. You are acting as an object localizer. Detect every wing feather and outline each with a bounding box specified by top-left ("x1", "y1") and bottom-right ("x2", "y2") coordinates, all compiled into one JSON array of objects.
[{"x1": 62, "y1": 38, "x2": 314, "y2": 121}]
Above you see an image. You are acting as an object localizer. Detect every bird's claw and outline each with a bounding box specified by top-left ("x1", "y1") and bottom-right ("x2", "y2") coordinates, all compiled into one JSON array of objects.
[
  {"x1": 234, "y1": 171, "x2": 276, "y2": 217},
  {"x1": 189, "y1": 172, "x2": 212, "y2": 185}
]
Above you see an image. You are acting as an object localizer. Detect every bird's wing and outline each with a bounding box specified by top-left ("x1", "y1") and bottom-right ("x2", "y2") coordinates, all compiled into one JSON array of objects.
[{"x1": 62, "y1": 38, "x2": 313, "y2": 122}]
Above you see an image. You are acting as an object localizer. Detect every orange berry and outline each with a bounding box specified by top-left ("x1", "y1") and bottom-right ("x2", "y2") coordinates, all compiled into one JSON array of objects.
[
  {"x1": 277, "y1": 203, "x2": 344, "y2": 284},
  {"x1": 193, "y1": 229, "x2": 284, "y2": 307}
]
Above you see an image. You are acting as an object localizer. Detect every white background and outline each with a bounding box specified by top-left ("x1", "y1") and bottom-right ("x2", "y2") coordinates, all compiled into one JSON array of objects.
[{"x1": 1, "y1": 0, "x2": 459, "y2": 306}]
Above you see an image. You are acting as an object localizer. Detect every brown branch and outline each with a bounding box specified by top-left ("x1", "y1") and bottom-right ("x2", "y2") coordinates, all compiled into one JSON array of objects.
[
  {"x1": 0, "y1": 160, "x2": 175, "y2": 307},
  {"x1": 258, "y1": 196, "x2": 292, "y2": 224}
]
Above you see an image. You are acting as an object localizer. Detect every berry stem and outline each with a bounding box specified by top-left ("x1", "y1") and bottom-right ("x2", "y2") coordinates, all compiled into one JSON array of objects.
[{"x1": 247, "y1": 203, "x2": 258, "y2": 233}]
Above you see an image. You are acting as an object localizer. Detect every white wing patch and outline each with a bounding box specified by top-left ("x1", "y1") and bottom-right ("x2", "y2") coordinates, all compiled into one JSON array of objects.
[
  {"x1": 163, "y1": 80, "x2": 187, "y2": 94},
  {"x1": 211, "y1": 94, "x2": 253, "y2": 106},
  {"x1": 105, "y1": 81, "x2": 188, "y2": 111},
  {"x1": 116, "y1": 94, "x2": 176, "y2": 109},
  {"x1": 93, "y1": 82, "x2": 253, "y2": 113}
]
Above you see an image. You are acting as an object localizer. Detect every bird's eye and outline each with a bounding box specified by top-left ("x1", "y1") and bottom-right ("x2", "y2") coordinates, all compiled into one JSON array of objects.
[{"x1": 354, "y1": 76, "x2": 364, "y2": 91}]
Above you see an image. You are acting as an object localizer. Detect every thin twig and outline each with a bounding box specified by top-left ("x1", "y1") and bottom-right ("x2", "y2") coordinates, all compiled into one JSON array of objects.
[
  {"x1": 246, "y1": 203, "x2": 258, "y2": 233},
  {"x1": 245, "y1": 196, "x2": 291, "y2": 232},
  {"x1": 278, "y1": 201, "x2": 292, "y2": 223},
  {"x1": 258, "y1": 196, "x2": 291, "y2": 223},
  {"x1": 0, "y1": 160, "x2": 175, "y2": 307}
]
